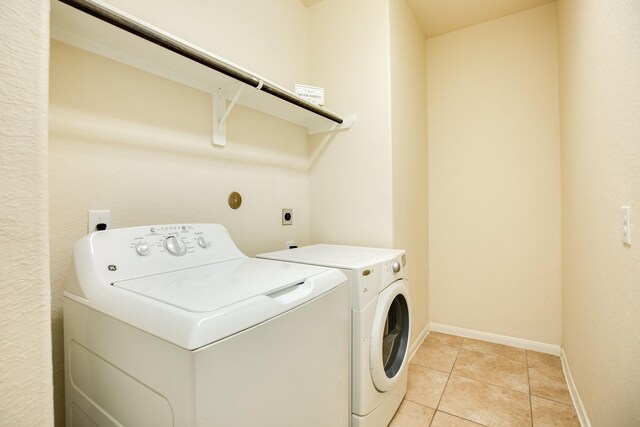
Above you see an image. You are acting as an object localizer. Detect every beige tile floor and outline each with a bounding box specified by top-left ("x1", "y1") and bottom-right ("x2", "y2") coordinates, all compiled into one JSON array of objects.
[{"x1": 389, "y1": 332, "x2": 580, "y2": 427}]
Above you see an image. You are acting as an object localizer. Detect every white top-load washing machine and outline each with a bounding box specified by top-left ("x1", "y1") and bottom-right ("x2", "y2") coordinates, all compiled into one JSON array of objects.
[
  {"x1": 64, "y1": 224, "x2": 350, "y2": 427},
  {"x1": 258, "y1": 245, "x2": 411, "y2": 427}
]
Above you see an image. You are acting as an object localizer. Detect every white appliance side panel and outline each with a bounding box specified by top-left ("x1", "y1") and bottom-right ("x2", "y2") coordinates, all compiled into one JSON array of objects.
[
  {"x1": 68, "y1": 341, "x2": 173, "y2": 427},
  {"x1": 193, "y1": 283, "x2": 351, "y2": 427},
  {"x1": 70, "y1": 403, "x2": 100, "y2": 427},
  {"x1": 64, "y1": 298, "x2": 195, "y2": 427}
]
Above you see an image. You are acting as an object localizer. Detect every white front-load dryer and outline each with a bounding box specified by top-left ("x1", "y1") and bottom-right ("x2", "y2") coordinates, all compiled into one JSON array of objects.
[{"x1": 258, "y1": 245, "x2": 412, "y2": 427}]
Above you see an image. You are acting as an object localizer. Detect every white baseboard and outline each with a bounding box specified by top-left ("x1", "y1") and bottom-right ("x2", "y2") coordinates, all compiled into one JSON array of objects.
[
  {"x1": 408, "y1": 323, "x2": 430, "y2": 362},
  {"x1": 429, "y1": 322, "x2": 561, "y2": 355},
  {"x1": 561, "y1": 349, "x2": 592, "y2": 427}
]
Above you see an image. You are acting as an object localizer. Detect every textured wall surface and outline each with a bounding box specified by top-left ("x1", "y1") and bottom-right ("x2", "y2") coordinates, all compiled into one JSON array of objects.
[
  {"x1": 427, "y1": 4, "x2": 562, "y2": 344},
  {"x1": 558, "y1": 0, "x2": 640, "y2": 425},
  {"x1": 0, "y1": 0, "x2": 54, "y2": 425},
  {"x1": 389, "y1": 0, "x2": 429, "y2": 345}
]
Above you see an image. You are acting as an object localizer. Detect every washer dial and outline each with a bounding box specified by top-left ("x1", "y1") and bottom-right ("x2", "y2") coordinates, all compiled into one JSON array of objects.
[
  {"x1": 197, "y1": 236, "x2": 209, "y2": 248},
  {"x1": 164, "y1": 236, "x2": 187, "y2": 256},
  {"x1": 135, "y1": 243, "x2": 150, "y2": 256}
]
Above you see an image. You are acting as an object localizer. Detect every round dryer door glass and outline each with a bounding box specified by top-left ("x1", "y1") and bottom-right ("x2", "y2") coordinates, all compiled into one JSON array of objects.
[
  {"x1": 369, "y1": 279, "x2": 411, "y2": 392},
  {"x1": 382, "y1": 295, "x2": 409, "y2": 378}
]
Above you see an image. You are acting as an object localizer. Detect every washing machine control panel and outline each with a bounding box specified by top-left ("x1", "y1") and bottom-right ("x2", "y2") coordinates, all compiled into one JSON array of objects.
[
  {"x1": 71, "y1": 224, "x2": 246, "y2": 297},
  {"x1": 127, "y1": 224, "x2": 214, "y2": 258}
]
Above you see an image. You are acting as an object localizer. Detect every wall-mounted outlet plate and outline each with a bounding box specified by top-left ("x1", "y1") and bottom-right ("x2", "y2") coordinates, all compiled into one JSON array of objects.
[
  {"x1": 88, "y1": 210, "x2": 111, "y2": 234},
  {"x1": 282, "y1": 209, "x2": 293, "y2": 225}
]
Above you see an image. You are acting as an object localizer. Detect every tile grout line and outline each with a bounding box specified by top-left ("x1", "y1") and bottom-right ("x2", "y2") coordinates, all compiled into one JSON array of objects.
[
  {"x1": 529, "y1": 384, "x2": 575, "y2": 405},
  {"x1": 444, "y1": 370, "x2": 530, "y2": 396},
  {"x1": 446, "y1": 372, "x2": 531, "y2": 399},
  {"x1": 451, "y1": 337, "x2": 532, "y2": 396},
  {"x1": 528, "y1": 357, "x2": 576, "y2": 406},
  {"x1": 459, "y1": 347, "x2": 527, "y2": 363},
  {"x1": 410, "y1": 349, "x2": 459, "y2": 375},
  {"x1": 460, "y1": 337, "x2": 532, "y2": 426},
  {"x1": 436, "y1": 409, "x2": 491, "y2": 427},
  {"x1": 431, "y1": 337, "x2": 496, "y2": 427},
  {"x1": 532, "y1": 394, "x2": 579, "y2": 407},
  {"x1": 456, "y1": 336, "x2": 507, "y2": 426},
  {"x1": 427, "y1": 334, "x2": 540, "y2": 426},
  {"x1": 426, "y1": 338, "x2": 461, "y2": 427}
]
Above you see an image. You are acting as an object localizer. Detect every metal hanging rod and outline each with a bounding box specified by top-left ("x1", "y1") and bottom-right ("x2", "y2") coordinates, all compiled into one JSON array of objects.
[{"x1": 59, "y1": 0, "x2": 344, "y2": 125}]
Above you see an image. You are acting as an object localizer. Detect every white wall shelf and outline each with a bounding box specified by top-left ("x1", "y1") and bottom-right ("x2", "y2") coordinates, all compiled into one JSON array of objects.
[{"x1": 51, "y1": 0, "x2": 355, "y2": 147}]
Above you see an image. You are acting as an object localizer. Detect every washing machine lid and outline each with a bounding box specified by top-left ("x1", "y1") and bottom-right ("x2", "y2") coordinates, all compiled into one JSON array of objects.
[
  {"x1": 258, "y1": 244, "x2": 404, "y2": 269},
  {"x1": 113, "y1": 258, "x2": 325, "y2": 313},
  {"x1": 71, "y1": 257, "x2": 346, "y2": 350},
  {"x1": 67, "y1": 224, "x2": 348, "y2": 350}
]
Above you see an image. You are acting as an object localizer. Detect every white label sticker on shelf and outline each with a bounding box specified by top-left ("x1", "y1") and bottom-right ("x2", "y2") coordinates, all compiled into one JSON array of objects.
[{"x1": 294, "y1": 84, "x2": 325, "y2": 107}]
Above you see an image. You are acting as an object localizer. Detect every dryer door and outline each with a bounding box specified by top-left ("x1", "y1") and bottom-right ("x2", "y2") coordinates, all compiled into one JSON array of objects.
[{"x1": 369, "y1": 279, "x2": 411, "y2": 392}]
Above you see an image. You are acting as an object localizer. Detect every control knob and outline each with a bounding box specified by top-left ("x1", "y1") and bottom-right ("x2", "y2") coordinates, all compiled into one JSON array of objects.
[
  {"x1": 135, "y1": 243, "x2": 150, "y2": 256},
  {"x1": 164, "y1": 236, "x2": 187, "y2": 256},
  {"x1": 197, "y1": 236, "x2": 209, "y2": 248},
  {"x1": 391, "y1": 260, "x2": 401, "y2": 273}
]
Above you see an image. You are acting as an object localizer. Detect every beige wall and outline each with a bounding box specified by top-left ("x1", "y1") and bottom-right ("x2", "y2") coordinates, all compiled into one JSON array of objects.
[
  {"x1": 0, "y1": 0, "x2": 54, "y2": 425},
  {"x1": 103, "y1": 0, "x2": 309, "y2": 85},
  {"x1": 558, "y1": 0, "x2": 640, "y2": 425},
  {"x1": 427, "y1": 4, "x2": 562, "y2": 344},
  {"x1": 49, "y1": 1, "x2": 312, "y2": 423},
  {"x1": 307, "y1": 0, "x2": 394, "y2": 247},
  {"x1": 307, "y1": 0, "x2": 430, "y2": 345},
  {"x1": 389, "y1": 0, "x2": 429, "y2": 344}
]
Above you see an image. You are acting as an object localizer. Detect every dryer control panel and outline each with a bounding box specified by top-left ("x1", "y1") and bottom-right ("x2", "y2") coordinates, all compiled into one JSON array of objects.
[
  {"x1": 355, "y1": 254, "x2": 408, "y2": 310},
  {"x1": 68, "y1": 224, "x2": 246, "y2": 300}
]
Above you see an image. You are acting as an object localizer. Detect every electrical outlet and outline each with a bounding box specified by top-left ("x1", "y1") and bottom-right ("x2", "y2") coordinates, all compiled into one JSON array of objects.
[
  {"x1": 88, "y1": 210, "x2": 111, "y2": 234},
  {"x1": 282, "y1": 209, "x2": 293, "y2": 225}
]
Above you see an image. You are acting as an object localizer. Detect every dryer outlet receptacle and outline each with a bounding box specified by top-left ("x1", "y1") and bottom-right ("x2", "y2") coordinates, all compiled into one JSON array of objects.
[
  {"x1": 88, "y1": 210, "x2": 111, "y2": 234},
  {"x1": 282, "y1": 209, "x2": 293, "y2": 225}
]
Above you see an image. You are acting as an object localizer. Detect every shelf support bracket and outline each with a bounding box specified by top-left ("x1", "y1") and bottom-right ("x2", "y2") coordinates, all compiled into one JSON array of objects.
[
  {"x1": 212, "y1": 84, "x2": 245, "y2": 147},
  {"x1": 307, "y1": 114, "x2": 356, "y2": 135}
]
